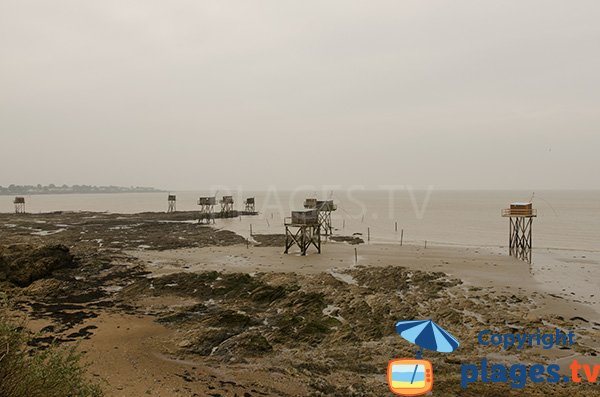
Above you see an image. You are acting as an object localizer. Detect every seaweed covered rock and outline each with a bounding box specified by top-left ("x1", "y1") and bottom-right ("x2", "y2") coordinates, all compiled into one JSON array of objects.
[{"x1": 0, "y1": 244, "x2": 75, "y2": 287}]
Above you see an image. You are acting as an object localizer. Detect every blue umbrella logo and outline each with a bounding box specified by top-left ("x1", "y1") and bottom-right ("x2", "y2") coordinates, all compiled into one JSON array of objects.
[{"x1": 395, "y1": 319, "x2": 460, "y2": 354}]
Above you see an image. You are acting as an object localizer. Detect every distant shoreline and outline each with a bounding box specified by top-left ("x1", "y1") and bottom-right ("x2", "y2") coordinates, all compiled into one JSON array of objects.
[
  {"x1": 0, "y1": 191, "x2": 166, "y2": 196},
  {"x1": 0, "y1": 185, "x2": 165, "y2": 196}
]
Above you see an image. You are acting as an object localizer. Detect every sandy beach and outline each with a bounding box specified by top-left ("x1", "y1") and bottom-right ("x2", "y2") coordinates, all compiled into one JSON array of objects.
[
  {"x1": 1, "y1": 211, "x2": 599, "y2": 396},
  {"x1": 4, "y1": 1, "x2": 600, "y2": 395}
]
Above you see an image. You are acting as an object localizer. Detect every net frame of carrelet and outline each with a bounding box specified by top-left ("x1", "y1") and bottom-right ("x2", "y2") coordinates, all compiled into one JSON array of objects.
[
  {"x1": 284, "y1": 209, "x2": 321, "y2": 256},
  {"x1": 501, "y1": 202, "x2": 537, "y2": 264}
]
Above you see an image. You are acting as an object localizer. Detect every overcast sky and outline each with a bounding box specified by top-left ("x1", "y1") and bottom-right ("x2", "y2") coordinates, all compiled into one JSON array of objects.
[{"x1": 1, "y1": 1, "x2": 599, "y2": 190}]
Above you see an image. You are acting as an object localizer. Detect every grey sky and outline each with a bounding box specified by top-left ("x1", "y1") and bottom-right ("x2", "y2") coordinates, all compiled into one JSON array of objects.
[{"x1": 1, "y1": 1, "x2": 599, "y2": 190}]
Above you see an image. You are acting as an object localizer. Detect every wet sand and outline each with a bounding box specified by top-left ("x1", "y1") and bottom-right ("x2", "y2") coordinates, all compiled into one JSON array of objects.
[
  {"x1": 1, "y1": 211, "x2": 599, "y2": 396},
  {"x1": 130, "y1": 242, "x2": 600, "y2": 320}
]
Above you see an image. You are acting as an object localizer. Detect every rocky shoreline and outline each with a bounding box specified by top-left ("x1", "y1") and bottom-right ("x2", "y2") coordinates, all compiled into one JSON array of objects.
[{"x1": 1, "y1": 211, "x2": 599, "y2": 396}]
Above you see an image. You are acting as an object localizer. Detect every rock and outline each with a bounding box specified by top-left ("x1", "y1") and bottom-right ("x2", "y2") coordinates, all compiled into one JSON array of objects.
[
  {"x1": 212, "y1": 331, "x2": 272, "y2": 358},
  {"x1": 0, "y1": 244, "x2": 75, "y2": 287}
]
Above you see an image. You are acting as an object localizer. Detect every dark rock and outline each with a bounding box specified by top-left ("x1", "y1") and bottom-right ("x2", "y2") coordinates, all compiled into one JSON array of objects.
[{"x1": 0, "y1": 244, "x2": 75, "y2": 287}]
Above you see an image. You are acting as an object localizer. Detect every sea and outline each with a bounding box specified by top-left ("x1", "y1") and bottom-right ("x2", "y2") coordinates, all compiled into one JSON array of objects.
[{"x1": 2, "y1": 189, "x2": 599, "y2": 252}]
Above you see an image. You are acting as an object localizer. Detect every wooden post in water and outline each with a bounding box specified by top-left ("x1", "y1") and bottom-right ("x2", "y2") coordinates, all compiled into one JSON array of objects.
[
  {"x1": 246, "y1": 238, "x2": 249, "y2": 249},
  {"x1": 395, "y1": 221, "x2": 398, "y2": 232},
  {"x1": 425, "y1": 240, "x2": 427, "y2": 249},
  {"x1": 400, "y1": 229, "x2": 404, "y2": 246},
  {"x1": 354, "y1": 247, "x2": 357, "y2": 264},
  {"x1": 343, "y1": 219, "x2": 345, "y2": 229},
  {"x1": 367, "y1": 227, "x2": 370, "y2": 242}
]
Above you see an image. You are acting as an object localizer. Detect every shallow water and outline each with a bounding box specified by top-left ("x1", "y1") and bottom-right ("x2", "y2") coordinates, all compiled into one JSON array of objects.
[{"x1": 1, "y1": 189, "x2": 599, "y2": 251}]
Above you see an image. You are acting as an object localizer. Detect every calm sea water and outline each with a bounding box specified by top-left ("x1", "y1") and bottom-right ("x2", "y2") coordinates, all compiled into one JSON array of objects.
[{"x1": 2, "y1": 190, "x2": 599, "y2": 251}]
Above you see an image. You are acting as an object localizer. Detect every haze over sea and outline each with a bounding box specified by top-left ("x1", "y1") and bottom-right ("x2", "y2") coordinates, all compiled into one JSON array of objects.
[{"x1": 2, "y1": 189, "x2": 599, "y2": 253}]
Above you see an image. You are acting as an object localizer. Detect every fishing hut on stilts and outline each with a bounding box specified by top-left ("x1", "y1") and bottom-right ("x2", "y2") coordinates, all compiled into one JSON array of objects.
[
  {"x1": 167, "y1": 195, "x2": 176, "y2": 213},
  {"x1": 304, "y1": 198, "x2": 337, "y2": 236},
  {"x1": 13, "y1": 197, "x2": 25, "y2": 214},
  {"x1": 245, "y1": 197, "x2": 255, "y2": 212},
  {"x1": 220, "y1": 196, "x2": 235, "y2": 218},
  {"x1": 284, "y1": 209, "x2": 321, "y2": 255},
  {"x1": 198, "y1": 196, "x2": 216, "y2": 224},
  {"x1": 502, "y1": 202, "x2": 537, "y2": 264}
]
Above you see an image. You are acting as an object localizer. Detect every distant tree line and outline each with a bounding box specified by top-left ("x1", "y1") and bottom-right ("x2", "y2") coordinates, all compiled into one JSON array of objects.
[{"x1": 0, "y1": 184, "x2": 163, "y2": 195}]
